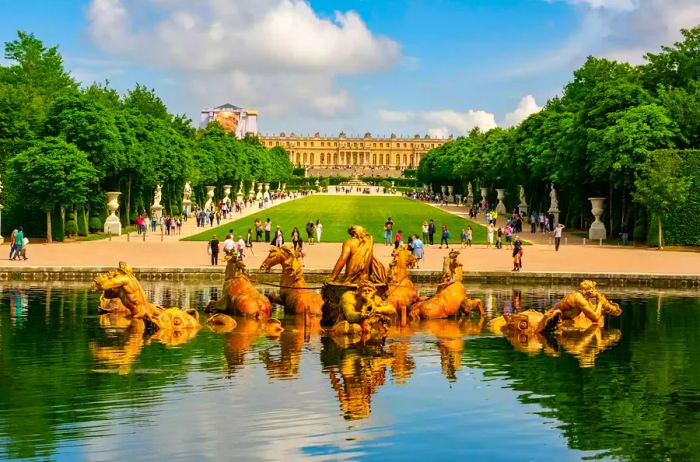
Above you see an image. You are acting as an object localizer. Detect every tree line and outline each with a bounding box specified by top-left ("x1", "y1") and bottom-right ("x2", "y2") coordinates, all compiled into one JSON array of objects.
[
  {"x1": 0, "y1": 32, "x2": 293, "y2": 241},
  {"x1": 417, "y1": 27, "x2": 700, "y2": 246}
]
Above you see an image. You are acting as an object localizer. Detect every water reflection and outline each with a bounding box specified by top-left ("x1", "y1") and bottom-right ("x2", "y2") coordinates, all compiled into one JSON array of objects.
[{"x1": 1, "y1": 284, "x2": 699, "y2": 462}]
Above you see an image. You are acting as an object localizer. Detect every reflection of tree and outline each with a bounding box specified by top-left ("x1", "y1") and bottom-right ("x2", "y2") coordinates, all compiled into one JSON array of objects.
[
  {"x1": 321, "y1": 337, "x2": 393, "y2": 420},
  {"x1": 462, "y1": 297, "x2": 700, "y2": 461}
]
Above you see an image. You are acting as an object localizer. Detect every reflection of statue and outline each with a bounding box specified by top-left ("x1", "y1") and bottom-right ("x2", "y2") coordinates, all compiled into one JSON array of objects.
[
  {"x1": 331, "y1": 281, "x2": 397, "y2": 336},
  {"x1": 259, "y1": 245, "x2": 323, "y2": 316},
  {"x1": 91, "y1": 262, "x2": 160, "y2": 319},
  {"x1": 90, "y1": 319, "x2": 145, "y2": 375},
  {"x1": 409, "y1": 250, "x2": 483, "y2": 319},
  {"x1": 152, "y1": 184, "x2": 162, "y2": 208},
  {"x1": 329, "y1": 225, "x2": 387, "y2": 285},
  {"x1": 206, "y1": 255, "x2": 272, "y2": 319},
  {"x1": 549, "y1": 183, "x2": 558, "y2": 211}
]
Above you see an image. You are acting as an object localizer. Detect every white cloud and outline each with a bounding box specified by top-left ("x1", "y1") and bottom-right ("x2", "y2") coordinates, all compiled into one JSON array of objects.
[
  {"x1": 422, "y1": 109, "x2": 498, "y2": 133},
  {"x1": 427, "y1": 127, "x2": 450, "y2": 139},
  {"x1": 378, "y1": 110, "x2": 415, "y2": 122},
  {"x1": 504, "y1": 95, "x2": 542, "y2": 127},
  {"x1": 85, "y1": 0, "x2": 400, "y2": 117},
  {"x1": 563, "y1": 0, "x2": 639, "y2": 11}
]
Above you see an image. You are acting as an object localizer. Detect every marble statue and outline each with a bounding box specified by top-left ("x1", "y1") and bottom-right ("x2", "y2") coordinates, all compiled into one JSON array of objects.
[
  {"x1": 152, "y1": 185, "x2": 162, "y2": 208},
  {"x1": 549, "y1": 183, "x2": 559, "y2": 211}
]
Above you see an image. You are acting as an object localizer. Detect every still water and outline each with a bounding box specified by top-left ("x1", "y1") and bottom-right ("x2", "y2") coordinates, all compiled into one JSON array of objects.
[{"x1": 0, "y1": 284, "x2": 699, "y2": 461}]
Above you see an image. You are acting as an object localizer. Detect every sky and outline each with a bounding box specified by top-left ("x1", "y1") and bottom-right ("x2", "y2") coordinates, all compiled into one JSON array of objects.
[{"x1": 1, "y1": 0, "x2": 700, "y2": 138}]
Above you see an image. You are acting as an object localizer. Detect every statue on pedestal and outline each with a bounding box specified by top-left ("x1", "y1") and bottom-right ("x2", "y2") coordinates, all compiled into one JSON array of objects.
[
  {"x1": 151, "y1": 185, "x2": 163, "y2": 220},
  {"x1": 549, "y1": 183, "x2": 559, "y2": 212},
  {"x1": 518, "y1": 185, "x2": 528, "y2": 215},
  {"x1": 182, "y1": 182, "x2": 192, "y2": 215}
]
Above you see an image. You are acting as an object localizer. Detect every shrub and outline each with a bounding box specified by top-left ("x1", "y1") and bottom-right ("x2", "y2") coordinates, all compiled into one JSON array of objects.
[
  {"x1": 65, "y1": 220, "x2": 78, "y2": 237},
  {"x1": 77, "y1": 205, "x2": 88, "y2": 236},
  {"x1": 88, "y1": 217, "x2": 102, "y2": 233}
]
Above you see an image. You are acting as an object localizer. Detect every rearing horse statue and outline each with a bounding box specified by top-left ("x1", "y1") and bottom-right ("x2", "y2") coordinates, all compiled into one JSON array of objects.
[
  {"x1": 384, "y1": 247, "x2": 419, "y2": 317},
  {"x1": 207, "y1": 255, "x2": 272, "y2": 319},
  {"x1": 260, "y1": 245, "x2": 323, "y2": 317}
]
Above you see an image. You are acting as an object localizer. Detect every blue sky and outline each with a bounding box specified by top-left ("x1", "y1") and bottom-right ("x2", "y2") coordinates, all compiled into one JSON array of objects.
[{"x1": 2, "y1": 0, "x2": 698, "y2": 137}]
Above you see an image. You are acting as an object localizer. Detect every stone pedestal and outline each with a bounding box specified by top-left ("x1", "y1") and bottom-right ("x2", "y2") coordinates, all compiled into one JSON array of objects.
[
  {"x1": 496, "y1": 189, "x2": 507, "y2": 214},
  {"x1": 151, "y1": 204, "x2": 163, "y2": 221},
  {"x1": 204, "y1": 186, "x2": 215, "y2": 210},
  {"x1": 588, "y1": 197, "x2": 607, "y2": 240},
  {"x1": 104, "y1": 191, "x2": 122, "y2": 236}
]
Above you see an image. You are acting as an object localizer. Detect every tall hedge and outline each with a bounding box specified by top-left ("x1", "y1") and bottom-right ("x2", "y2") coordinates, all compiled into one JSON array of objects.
[{"x1": 648, "y1": 150, "x2": 700, "y2": 246}]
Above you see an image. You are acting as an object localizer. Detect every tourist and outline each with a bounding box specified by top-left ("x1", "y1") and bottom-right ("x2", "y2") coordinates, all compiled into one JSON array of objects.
[
  {"x1": 274, "y1": 225, "x2": 284, "y2": 247},
  {"x1": 316, "y1": 219, "x2": 323, "y2": 243},
  {"x1": 428, "y1": 219, "x2": 435, "y2": 245},
  {"x1": 439, "y1": 224, "x2": 450, "y2": 248},
  {"x1": 19, "y1": 234, "x2": 28, "y2": 260},
  {"x1": 412, "y1": 234, "x2": 424, "y2": 267},
  {"x1": 246, "y1": 228, "x2": 255, "y2": 256},
  {"x1": 394, "y1": 229, "x2": 403, "y2": 249},
  {"x1": 486, "y1": 210, "x2": 492, "y2": 225},
  {"x1": 554, "y1": 223, "x2": 565, "y2": 251},
  {"x1": 460, "y1": 229, "x2": 467, "y2": 248},
  {"x1": 215, "y1": 210, "x2": 221, "y2": 226},
  {"x1": 13, "y1": 227, "x2": 24, "y2": 261},
  {"x1": 539, "y1": 214, "x2": 545, "y2": 232},
  {"x1": 530, "y1": 211, "x2": 538, "y2": 233},
  {"x1": 223, "y1": 233, "x2": 235, "y2": 258},
  {"x1": 208, "y1": 235, "x2": 220, "y2": 266},
  {"x1": 306, "y1": 220, "x2": 315, "y2": 244},
  {"x1": 9, "y1": 228, "x2": 18, "y2": 260},
  {"x1": 255, "y1": 218, "x2": 262, "y2": 242},
  {"x1": 264, "y1": 218, "x2": 271, "y2": 242},
  {"x1": 136, "y1": 215, "x2": 143, "y2": 234},
  {"x1": 237, "y1": 235, "x2": 246, "y2": 259},
  {"x1": 466, "y1": 226, "x2": 473, "y2": 247},
  {"x1": 171, "y1": 218, "x2": 177, "y2": 235},
  {"x1": 496, "y1": 227, "x2": 503, "y2": 249},
  {"x1": 384, "y1": 217, "x2": 394, "y2": 246},
  {"x1": 422, "y1": 221, "x2": 429, "y2": 243},
  {"x1": 291, "y1": 226, "x2": 301, "y2": 251},
  {"x1": 176, "y1": 217, "x2": 182, "y2": 235},
  {"x1": 487, "y1": 223, "x2": 494, "y2": 248},
  {"x1": 512, "y1": 236, "x2": 523, "y2": 271},
  {"x1": 504, "y1": 223, "x2": 513, "y2": 249}
]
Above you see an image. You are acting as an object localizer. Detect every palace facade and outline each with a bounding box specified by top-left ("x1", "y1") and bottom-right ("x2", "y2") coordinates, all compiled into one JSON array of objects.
[{"x1": 259, "y1": 132, "x2": 450, "y2": 177}]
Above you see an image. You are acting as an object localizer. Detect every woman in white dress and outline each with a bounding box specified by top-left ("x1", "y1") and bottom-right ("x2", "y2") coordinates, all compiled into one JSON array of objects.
[
  {"x1": 487, "y1": 223, "x2": 495, "y2": 248},
  {"x1": 315, "y1": 219, "x2": 323, "y2": 243}
]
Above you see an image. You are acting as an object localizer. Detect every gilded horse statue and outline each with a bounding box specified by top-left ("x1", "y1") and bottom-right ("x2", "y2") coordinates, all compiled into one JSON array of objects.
[
  {"x1": 207, "y1": 254, "x2": 272, "y2": 319},
  {"x1": 259, "y1": 245, "x2": 323, "y2": 317},
  {"x1": 409, "y1": 250, "x2": 483, "y2": 319},
  {"x1": 90, "y1": 262, "x2": 161, "y2": 319},
  {"x1": 383, "y1": 247, "x2": 419, "y2": 318}
]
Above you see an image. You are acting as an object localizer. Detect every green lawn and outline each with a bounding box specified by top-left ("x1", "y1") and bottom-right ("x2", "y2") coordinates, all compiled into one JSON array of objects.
[{"x1": 184, "y1": 196, "x2": 487, "y2": 244}]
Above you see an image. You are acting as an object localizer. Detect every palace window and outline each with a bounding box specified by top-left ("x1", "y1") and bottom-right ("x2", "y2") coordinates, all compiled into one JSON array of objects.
[{"x1": 321, "y1": 153, "x2": 325, "y2": 163}]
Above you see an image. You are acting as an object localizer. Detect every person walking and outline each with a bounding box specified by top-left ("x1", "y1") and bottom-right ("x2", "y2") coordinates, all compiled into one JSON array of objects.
[
  {"x1": 291, "y1": 226, "x2": 301, "y2": 251},
  {"x1": 466, "y1": 226, "x2": 473, "y2": 248},
  {"x1": 9, "y1": 228, "x2": 18, "y2": 260},
  {"x1": 504, "y1": 224, "x2": 513, "y2": 249},
  {"x1": 428, "y1": 219, "x2": 435, "y2": 246},
  {"x1": 13, "y1": 227, "x2": 25, "y2": 261},
  {"x1": 512, "y1": 236, "x2": 523, "y2": 271},
  {"x1": 422, "y1": 221, "x2": 429, "y2": 243},
  {"x1": 496, "y1": 227, "x2": 503, "y2": 249},
  {"x1": 236, "y1": 235, "x2": 246, "y2": 259},
  {"x1": 394, "y1": 229, "x2": 403, "y2": 249},
  {"x1": 274, "y1": 225, "x2": 284, "y2": 247},
  {"x1": 264, "y1": 218, "x2": 271, "y2": 242},
  {"x1": 439, "y1": 224, "x2": 450, "y2": 248},
  {"x1": 487, "y1": 223, "x2": 494, "y2": 249},
  {"x1": 460, "y1": 229, "x2": 467, "y2": 248},
  {"x1": 255, "y1": 218, "x2": 262, "y2": 242},
  {"x1": 384, "y1": 217, "x2": 394, "y2": 246},
  {"x1": 246, "y1": 228, "x2": 255, "y2": 256},
  {"x1": 530, "y1": 211, "x2": 538, "y2": 233},
  {"x1": 554, "y1": 223, "x2": 565, "y2": 251},
  {"x1": 19, "y1": 235, "x2": 29, "y2": 260},
  {"x1": 315, "y1": 219, "x2": 323, "y2": 243},
  {"x1": 306, "y1": 220, "x2": 315, "y2": 244},
  {"x1": 208, "y1": 235, "x2": 220, "y2": 266},
  {"x1": 223, "y1": 233, "x2": 235, "y2": 258},
  {"x1": 411, "y1": 234, "x2": 424, "y2": 268}
]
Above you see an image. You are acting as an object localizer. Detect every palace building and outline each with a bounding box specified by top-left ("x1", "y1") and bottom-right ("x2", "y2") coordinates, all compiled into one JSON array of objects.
[{"x1": 259, "y1": 132, "x2": 451, "y2": 178}]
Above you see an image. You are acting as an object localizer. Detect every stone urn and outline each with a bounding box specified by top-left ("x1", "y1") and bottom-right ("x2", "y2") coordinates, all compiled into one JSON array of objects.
[
  {"x1": 496, "y1": 189, "x2": 507, "y2": 214},
  {"x1": 480, "y1": 187, "x2": 488, "y2": 205},
  {"x1": 104, "y1": 191, "x2": 122, "y2": 236},
  {"x1": 264, "y1": 183, "x2": 271, "y2": 201},
  {"x1": 441, "y1": 185, "x2": 447, "y2": 195},
  {"x1": 447, "y1": 185, "x2": 454, "y2": 195},
  {"x1": 223, "y1": 185, "x2": 232, "y2": 204},
  {"x1": 204, "y1": 186, "x2": 215, "y2": 210},
  {"x1": 588, "y1": 197, "x2": 607, "y2": 240}
]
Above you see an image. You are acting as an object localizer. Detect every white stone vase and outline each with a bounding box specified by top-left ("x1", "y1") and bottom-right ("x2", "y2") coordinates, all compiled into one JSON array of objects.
[
  {"x1": 223, "y1": 185, "x2": 232, "y2": 204},
  {"x1": 104, "y1": 191, "x2": 122, "y2": 235},
  {"x1": 496, "y1": 188, "x2": 507, "y2": 214},
  {"x1": 588, "y1": 197, "x2": 607, "y2": 240}
]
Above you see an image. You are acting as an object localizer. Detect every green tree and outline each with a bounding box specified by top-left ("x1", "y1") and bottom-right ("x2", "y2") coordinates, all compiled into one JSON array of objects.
[
  {"x1": 6, "y1": 138, "x2": 96, "y2": 242},
  {"x1": 633, "y1": 150, "x2": 691, "y2": 249}
]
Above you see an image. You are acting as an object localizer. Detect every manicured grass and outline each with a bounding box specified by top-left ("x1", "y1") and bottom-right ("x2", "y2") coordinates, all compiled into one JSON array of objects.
[{"x1": 183, "y1": 196, "x2": 488, "y2": 244}]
